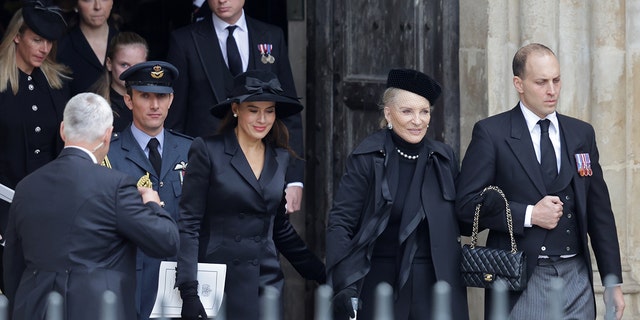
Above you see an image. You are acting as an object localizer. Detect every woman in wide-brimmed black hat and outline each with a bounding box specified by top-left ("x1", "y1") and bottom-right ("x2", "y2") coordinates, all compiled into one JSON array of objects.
[{"x1": 176, "y1": 70, "x2": 325, "y2": 320}]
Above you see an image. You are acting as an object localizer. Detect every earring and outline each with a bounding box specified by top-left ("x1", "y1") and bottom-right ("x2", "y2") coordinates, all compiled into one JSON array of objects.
[
  {"x1": 387, "y1": 122, "x2": 393, "y2": 130},
  {"x1": 233, "y1": 113, "x2": 238, "y2": 118},
  {"x1": 426, "y1": 124, "x2": 429, "y2": 128}
]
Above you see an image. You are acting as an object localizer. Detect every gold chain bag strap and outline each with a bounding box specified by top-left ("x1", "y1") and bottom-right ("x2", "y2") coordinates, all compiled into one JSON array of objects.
[{"x1": 460, "y1": 186, "x2": 527, "y2": 291}]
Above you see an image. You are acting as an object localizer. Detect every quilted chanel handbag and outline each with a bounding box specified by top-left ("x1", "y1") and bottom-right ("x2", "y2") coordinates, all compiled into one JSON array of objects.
[{"x1": 460, "y1": 186, "x2": 527, "y2": 291}]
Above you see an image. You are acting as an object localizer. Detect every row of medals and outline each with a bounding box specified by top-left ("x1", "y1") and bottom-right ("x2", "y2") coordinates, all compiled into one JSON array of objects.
[{"x1": 261, "y1": 54, "x2": 275, "y2": 64}]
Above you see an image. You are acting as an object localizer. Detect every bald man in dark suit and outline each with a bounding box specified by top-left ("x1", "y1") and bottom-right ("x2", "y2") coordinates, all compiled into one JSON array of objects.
[{"x1": 456, "y1": 43, "x2": 625, "y2": 320}]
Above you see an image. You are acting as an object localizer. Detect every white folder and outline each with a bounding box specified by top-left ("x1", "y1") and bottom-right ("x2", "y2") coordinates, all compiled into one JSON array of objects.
[
  {"x1": 150, "y1": 261, "x2": 227, "y2": 318},
  {"x1": 0, "y1": 183, "x2": 14, "y2": 203}
]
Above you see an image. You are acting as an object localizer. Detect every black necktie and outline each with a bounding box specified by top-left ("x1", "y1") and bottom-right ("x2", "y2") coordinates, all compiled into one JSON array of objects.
[
  {"x1": 147, "y1": 138, "x2": 162, "y2": 177},
  {"x1": 538, "y1": 119, "x2": 557, "y2": 186},
  {"x1": 226, "y1": 25, "x2": 242, "y2": 76}
]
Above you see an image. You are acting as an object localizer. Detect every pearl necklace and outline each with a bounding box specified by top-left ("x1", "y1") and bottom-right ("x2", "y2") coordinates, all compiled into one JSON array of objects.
[{"x1": 396, "y1": 148, "x2": 419, "y2": 160}]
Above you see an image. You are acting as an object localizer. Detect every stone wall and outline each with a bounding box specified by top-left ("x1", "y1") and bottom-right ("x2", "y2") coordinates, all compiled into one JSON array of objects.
[{"x1": 459, "y1": 0, "x2": 640, "y2": 318}]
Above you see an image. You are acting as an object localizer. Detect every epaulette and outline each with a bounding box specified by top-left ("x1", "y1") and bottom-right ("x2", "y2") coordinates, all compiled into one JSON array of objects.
[{"x1": 167, "y1": 129, "x2": 194, "y2": 140}]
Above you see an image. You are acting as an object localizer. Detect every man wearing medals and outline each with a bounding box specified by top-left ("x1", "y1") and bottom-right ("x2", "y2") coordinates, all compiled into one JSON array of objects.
[{"x1": 165, "y1": 0, "x2": 305, "y2": 217}]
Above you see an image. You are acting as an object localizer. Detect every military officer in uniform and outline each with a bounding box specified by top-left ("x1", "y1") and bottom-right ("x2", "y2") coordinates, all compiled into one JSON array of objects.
[{"x1": 106, "y1": 61, "x2": 191, "y2": 320}]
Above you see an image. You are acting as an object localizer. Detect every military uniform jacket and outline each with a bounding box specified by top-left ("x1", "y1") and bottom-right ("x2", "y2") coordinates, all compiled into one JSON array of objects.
[
  {"x1": 107, "y1": 126, "x2": 192, "y2": 319},
  {"x1": 3, "y1": 148, "x2": 179, "y2": 320},
  {"x1": 456, "y1": 105, "x2": 623, "y2": 288},
  {"x1": 165, "y1": 14, "x2": 304, "y2": 182},
  {"x1": 177, "y1": 130, "x2": 294, "y2": 320},
  {"x1": 326, "y1": 130, "x2": 468, "y2": 314}
]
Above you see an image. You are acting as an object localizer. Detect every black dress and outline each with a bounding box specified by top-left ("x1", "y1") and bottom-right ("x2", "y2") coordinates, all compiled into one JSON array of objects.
[{"x1": 109, "y1": 87, "x2": 131, "y2": 133}]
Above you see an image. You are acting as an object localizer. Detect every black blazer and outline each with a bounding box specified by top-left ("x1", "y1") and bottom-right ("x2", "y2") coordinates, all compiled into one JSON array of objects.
[
  {"x1": 165, "y1": 14, "x2": 304, "y2": 182},
  {"x1": 177, "y1": 130, "x2": 322, "y2": 319},
  {"x1": 456, "y1": 105, "x2": 622, "y2": 287},
  {"x1": 4, "y1": 148, "x2": 179, "y2": 320},
  {"x1": 57, "y1": 25, "x2": 117, "y2": 95}
]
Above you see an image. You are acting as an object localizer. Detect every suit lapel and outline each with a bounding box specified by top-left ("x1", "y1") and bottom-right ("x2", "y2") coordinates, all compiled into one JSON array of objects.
[
  {"x1": 505, "y1": 106, "x2": 547, "y2": 195},
  {"x1": 121, "y1": 128, "x2": 156, "y2": 177},
  {"x1": 225, "y1": 131, "x2": 263, "y2": 195},
  {"x1": 258, "y1": 146, "x2": 278, "y2": 189},
  {"x1": 247, "y1": 18, "x2": 263, "y2": 70},
  {"x1": 558, "y1": 115, "x2": 588, "y2": 217},
  {"x1": 160, "y1": 132, "x2": 184, "y2": 181},
  {"x1": 70, "y1": 27, "x2": 103, "y2": 70},
  {"x1": 192, "y1": 17, "x2": 233, "y2": 103}
]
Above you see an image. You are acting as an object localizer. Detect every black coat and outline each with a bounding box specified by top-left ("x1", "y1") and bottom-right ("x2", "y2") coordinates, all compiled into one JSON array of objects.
[
  {"x1": 456, "y1": 105, "x2": 622, "y2": 309},
  {"x1": 4, "y1": 148, "x2": 179, "y2": 320},
  {"x1": 0, "y1": 69, "x2": 69, "y2": 232},
  {"x1": 177, "y1": 130, "x2": 323, "y2": 320},
  {"x1": 326, "y1": 129, "x2": 468, "y2": 319},
  {"x1": 165, "y1": 14, "x2": 304, "y2": 182}
]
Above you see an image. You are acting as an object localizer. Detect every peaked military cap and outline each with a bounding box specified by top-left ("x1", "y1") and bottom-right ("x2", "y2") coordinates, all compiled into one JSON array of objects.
[{"x1": 119, "y1": 61, "x2": 179, "y2": 94}]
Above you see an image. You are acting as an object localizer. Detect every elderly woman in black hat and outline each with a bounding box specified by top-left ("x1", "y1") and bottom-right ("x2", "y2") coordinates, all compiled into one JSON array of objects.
[
  {"x1": 0, "y1": 0, "x2": 70, "y2": 290},
  {"x1": 176, "y1": 70, "x2": 325, "y2": 320},
  {"x1": 326, "y1": 69, "x2": 470, "y2": 319}
]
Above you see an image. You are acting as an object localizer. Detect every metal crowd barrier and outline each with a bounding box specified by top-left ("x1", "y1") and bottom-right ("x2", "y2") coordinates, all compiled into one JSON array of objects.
[{"x1": 0, "y1": 274, "x2": 620, "y2": 319}]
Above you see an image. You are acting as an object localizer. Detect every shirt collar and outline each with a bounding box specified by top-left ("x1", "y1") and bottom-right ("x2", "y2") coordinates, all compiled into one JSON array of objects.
[
  {"x1": 212, "y1": 9, "x2": 247, "y2": 34},
  {"x1": 130, "y1": 124, "x2": 165, "y2": 153},
  {"x1": 519, "y1": 102, "x2": 559, "y2": 134},
  {"x1": 65, "y1": 146, "x2": 98, "y2": 164}
]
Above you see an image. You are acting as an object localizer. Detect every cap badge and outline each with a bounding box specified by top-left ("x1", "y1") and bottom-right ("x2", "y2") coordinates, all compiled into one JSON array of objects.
[{"x1": 151, "y1": 65, "x2": 164, "y2": 79}]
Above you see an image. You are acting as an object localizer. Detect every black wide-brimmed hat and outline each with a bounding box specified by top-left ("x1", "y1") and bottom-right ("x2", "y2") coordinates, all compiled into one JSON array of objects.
[
  {"x1": 386, "y1": 68, "x2": 442, "y2": 104},
  {"x1": 22, "y1": 0, "x2": 67, "y2": 41},
  {"x1": 210, "y1": 70, "x2": 303, "y2": 119},
  {"x1": 119, "y1": 61, "x2": 179, "y2": 94}
]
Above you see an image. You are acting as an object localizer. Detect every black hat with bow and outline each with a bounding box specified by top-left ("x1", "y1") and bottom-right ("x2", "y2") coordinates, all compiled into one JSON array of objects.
[
  {"x1": 210, "y1": 70, "x2": 303, "y2": 119},
  {"x1": 22, "y1": 0, "x2": 67, "y2": 41}
]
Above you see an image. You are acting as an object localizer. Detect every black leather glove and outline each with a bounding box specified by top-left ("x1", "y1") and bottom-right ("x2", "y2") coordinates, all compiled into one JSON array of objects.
[
  {"x1": 473, "y1": 189, "x2": 505, "y2": 217},
  {"x1": 332, "y1": 287, "x2": 359, "y2": 319},
  {"x1": 179, "y1": 281, "x2": 208, "y2": 319}
]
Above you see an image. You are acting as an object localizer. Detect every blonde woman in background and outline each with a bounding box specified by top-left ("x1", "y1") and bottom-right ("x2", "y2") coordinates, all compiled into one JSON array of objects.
[{"x1": 0, "y1": 0, "x2": 70, "y2": 293}]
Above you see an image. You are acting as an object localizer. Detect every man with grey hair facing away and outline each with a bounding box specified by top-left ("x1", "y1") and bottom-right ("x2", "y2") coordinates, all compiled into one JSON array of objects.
[{"x1": 3, "y1": 92, "x2": 180, "y2": 320}]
